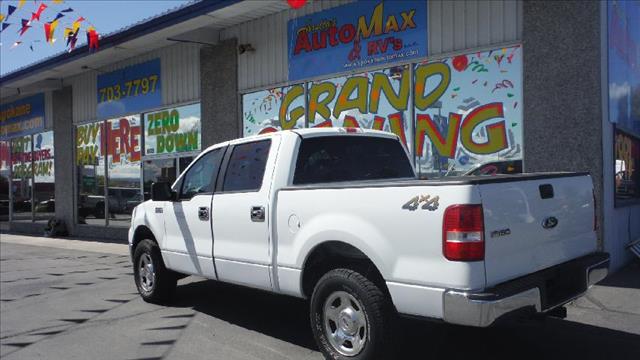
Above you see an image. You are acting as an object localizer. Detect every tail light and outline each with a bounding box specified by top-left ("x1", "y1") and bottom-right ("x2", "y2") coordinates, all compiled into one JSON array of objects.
[{"x1": 443, "y1": 204, "x2": 484, "y2": 261}]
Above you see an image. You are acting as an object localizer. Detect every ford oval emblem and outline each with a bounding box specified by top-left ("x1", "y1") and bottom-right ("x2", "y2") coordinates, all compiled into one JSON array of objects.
[{"x1": 542, "y1": 216, "x2": 558, "y2": 229}]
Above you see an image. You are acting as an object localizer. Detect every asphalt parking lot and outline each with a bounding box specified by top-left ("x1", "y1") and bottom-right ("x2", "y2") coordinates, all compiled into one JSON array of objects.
[{"x1": 1, "y1": 234, "x2": 639, "y2": 360}]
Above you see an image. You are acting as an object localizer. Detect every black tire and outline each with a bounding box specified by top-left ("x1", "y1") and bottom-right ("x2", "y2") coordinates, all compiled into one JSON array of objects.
[
  {"x1": 310, "y1": 268, "x2": 394, "y2": 360},
  {"x1": 133, "y1": 239, "x2": 177, "y2": 304}
]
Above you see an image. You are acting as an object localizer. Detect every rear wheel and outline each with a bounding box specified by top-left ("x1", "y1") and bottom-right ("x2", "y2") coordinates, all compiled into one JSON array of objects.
[
  {"x1": 310, "y1": 268, "x2": 394, "y2": 359},
  {"x1": 133, "y1": 239, "x2": 176, "y2": 303}
]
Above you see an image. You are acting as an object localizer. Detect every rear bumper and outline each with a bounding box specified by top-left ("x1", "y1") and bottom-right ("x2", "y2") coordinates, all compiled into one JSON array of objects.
[{"x1": 442, "y1": 252, "x2": 610, "y2": 327}]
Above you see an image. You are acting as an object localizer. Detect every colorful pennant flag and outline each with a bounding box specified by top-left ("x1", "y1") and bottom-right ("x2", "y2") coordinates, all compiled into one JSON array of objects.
[
  {"x1": 18, "y1": 0, "x2": 26, "y2": 10},
  {"x1": 67, "y1": 27, "x2": 79, "y2": 51},
  {"x1": 19, "y1": 18, "x2": 30, "y2": 36},
  {"x1": 30, "y1": 3, "x2": 47, "y2": 23},
  {"x1": 0, "y1": 14, "x2": 5, "y2": 23},
  {"x1": 11, "y1": 41, "x2": 22, "y2": 49},
  {"x1": 61, "y1": 8, "x2": 74, "y2": 13},
  {"x1": 52, "y1": 12, "x2": 65, "y2": 22},
  {"x1": 87, "y1": 27, "x2": 99, "y2": 51},
  {"x1": 44, "y1": 20, "x2": 59, "y2": 43},
  {"x1": 8, "y1": 5, "x2": 17, "y2": 18},
  {"x1": 53, "y1": 0, "x2": 64, "y2": 4},
  {"x1": 0, "y1": 22, "x2": 11, "y2": 33},
  {"x1": 72, "y1": 16, "x2": 84, "y2": 32}
]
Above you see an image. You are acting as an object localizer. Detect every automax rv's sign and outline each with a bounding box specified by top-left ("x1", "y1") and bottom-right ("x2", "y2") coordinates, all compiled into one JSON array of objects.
[
  {"x1": 97, "y1": 59, "x2": 161, "y2": 119},
  {"x1": 0, "y1": 93, "x2": 45, "y2": 140},
  {"x1": 144, "y1": 103, "x2": 201, "y2": 155},
  {"x1": 287, "y1": 0, "x2": 427, "y2": 81}
]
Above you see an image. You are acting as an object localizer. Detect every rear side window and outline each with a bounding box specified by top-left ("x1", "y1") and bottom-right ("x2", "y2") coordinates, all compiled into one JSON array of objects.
[
  {"x1": 223, "y1": 140, "x2": 271, "y2": 192},
  {"x1": 293, "y1": 136, "x2": 414, "y2": 185}
]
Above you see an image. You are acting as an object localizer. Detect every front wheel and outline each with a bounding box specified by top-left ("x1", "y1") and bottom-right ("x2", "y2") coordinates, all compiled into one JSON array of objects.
[
  {"x1": 133, "y1": 239, "x2": 176, "y2": 303},
  {"x1": 310, "y1": 268, "x2": 394, "y2": 360}
]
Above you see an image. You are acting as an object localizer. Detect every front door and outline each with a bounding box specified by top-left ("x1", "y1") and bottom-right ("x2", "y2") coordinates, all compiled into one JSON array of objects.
[
  {"x1": 163, "y1": 147, "x2": 226, "y2": 278},
  {"x1": 213, "y1": 138, "x2": 277, "y2": 290}
]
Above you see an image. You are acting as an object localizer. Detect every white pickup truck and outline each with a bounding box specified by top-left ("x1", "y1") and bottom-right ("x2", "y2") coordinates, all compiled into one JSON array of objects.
[{"x1": 129, "y1": 128, "x2": 609, "y2": 359}]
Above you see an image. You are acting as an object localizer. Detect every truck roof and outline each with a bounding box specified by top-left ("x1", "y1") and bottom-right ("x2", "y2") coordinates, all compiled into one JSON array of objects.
[{"x1": 200, "y1": 128, "x2": 400, "y2": 153}]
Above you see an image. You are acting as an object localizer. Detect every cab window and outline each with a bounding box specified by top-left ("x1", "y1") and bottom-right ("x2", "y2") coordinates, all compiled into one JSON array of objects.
[{"x1": 179, "y1": 148, "x2": 225, "y2": 199}]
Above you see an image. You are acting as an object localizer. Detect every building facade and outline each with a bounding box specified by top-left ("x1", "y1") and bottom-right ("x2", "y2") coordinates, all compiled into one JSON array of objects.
[{"x1": 0, "y1": 0, "x2": 638, "y2": 271}]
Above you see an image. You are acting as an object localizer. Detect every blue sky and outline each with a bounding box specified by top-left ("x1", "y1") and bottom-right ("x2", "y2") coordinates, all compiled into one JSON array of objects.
[{"x1": 0, "y1": 0, "x2": 191, "y2": 76}]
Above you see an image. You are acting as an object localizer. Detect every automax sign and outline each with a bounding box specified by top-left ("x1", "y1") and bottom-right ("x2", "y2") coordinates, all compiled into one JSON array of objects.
[
  {"x1": 97, "y1": 59, "x2": 162, "y2": 119},
  {"x1": 287, "y1": 0, "x2": 427, "y2": 81},
  {"x1": 0, "y1": 93, "x2": 45, "y2": 140}
]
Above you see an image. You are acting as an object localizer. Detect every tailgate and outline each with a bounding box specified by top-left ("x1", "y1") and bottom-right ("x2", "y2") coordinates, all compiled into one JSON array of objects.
[{"x1": 479, "y1": 174, "x2": 597, "y2": 286}]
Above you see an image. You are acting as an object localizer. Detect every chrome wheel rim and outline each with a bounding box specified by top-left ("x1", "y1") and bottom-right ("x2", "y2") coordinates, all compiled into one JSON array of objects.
[
  {"x1": 323, "y1": 291, "x2": 367, "y2": 356},
  {"x1": 138, "y1": 253, "x2": 155, "y2": 293}
]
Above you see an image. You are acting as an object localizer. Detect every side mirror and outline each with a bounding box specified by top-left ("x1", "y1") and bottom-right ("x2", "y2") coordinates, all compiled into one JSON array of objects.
[{"x1": 151, "y1": 182, "x2": 175, "y2": 201}]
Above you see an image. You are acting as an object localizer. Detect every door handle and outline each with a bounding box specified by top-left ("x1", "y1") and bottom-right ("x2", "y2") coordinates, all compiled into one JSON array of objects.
[
  {"x1": 250, "y1": 206, "x2": 265, "y2": 222},
  {"x1": 198, "y1": 206, "x2": 210, "y2": 221}
]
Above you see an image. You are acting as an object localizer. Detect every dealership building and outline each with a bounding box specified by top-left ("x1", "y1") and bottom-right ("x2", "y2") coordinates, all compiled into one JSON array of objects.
[{"x1": 0, "y1": 0, "x2": 638, "y2": 271}]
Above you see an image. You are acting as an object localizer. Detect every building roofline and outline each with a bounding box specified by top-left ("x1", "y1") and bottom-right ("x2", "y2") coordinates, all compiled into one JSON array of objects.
[{"x1": 0, "y1": 0, "x2": 241, "y2": 86}]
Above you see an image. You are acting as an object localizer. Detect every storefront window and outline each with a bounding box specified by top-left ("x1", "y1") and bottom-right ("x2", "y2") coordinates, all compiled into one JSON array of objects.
[
  {"x1": 414, "y1": 46, "x2": 524, "y2": 178},
  {"x1": 144, "y1": 103, "x2": 201, "y2": 156},
  {"x1": 0, "y1": 141, "x2": 10, "y2": 222},
  {"x1": 615, "y1": 129, "x2": 640, "y2": 203},
  {"x1": 306, "y1": 66, "x2": 413, "y2": 151},
  {"x1": 242, "y1": 85, "x2": 305, "y2": 136},
  {"x1": 11, "y1": 136, "x2": 32, "y2": 221},
  {"x1": 106, "y1": 116, "x2": 142, "y2": 227},
  {"x1": 33, "y1": 131, "x2": 55, "y2": 222},
  {"x1": 76, "y1": 121, "x2": 106, "y2": 225},
  {"x1": 143, "y1": 158, "x2": 176, "y2": 199}
]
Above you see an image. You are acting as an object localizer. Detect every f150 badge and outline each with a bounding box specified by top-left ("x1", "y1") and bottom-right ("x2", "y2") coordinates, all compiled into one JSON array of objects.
[{"x1": 402, "y1": 195, "x2": 440, "y2": 211}]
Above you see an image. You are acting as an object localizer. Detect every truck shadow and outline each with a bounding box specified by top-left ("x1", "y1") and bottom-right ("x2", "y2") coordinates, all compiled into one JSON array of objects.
[{"x1": 171, "y1": 278, "x2": 640, "y2": 358}]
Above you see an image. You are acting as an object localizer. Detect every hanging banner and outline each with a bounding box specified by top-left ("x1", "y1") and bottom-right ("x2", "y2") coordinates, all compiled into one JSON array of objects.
[
  {"x1": 97, "y1": 58, "x2": 161, "y2": 119},
  {"x1": 144, "y1": 103, "x2": 201, "y2": 155},
  {"x1": 0, "y1": 93, "x2": 45, "y2": 140},
  {"x1": 287, "y1": 0, "x2": 427, "y2": 81}
]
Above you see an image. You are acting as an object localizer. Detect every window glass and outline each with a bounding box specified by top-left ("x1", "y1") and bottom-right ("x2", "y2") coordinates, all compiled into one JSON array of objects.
[
  {"x1": 106, "y1": 116, "x2": 142, "y2": 227},
  {"x1": 76, "y1": 122, "x2": 106, "y2": 225},
  {"x1": 293, "y1": 136, "x2": 414, "y2": 185},
  {"x1": 306, "y1": 66, "x2": 413, "y2": 151},
  {"x1": 179, "y1": 156, "x2": 193, "y2": 173},
  {"x1": 33, "y1": 131, "x2": 55, "y2": 222},
  {"x1": 180, "y1": 149, "x2": 224, "y2": 199},
  {"x1": 223, "y1": 140, "x2": 271, "y2": 192},
  {"x1": 143, "y1": 158, "x2": 176, "y2": 200},
  {"x1": 144, "y1": 103, "x2": 201, "y2": 156},
  {"x1": 243, "y1": 86, "x2": 305, "y2": 136},
  {"x1": 414, "y1": 45, "x2": 523, "y2": 178},
  {"x1": 0, "y1": 141, "x2": 11, "y2": 222},
  {"x1": 11, "y1": 136, "x2": 32, "y2": 221},
  {"x1": 615, "y1": 129, "x2": 640, "y2": 203}
]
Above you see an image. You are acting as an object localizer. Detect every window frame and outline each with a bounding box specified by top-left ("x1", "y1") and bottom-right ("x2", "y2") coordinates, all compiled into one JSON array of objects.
[
  {"x1": 176, "y1": 146, "x2": 227, "y2": 201},
  {"x1": 217, "y1": 139, "x2": 272, "y2": 194}
]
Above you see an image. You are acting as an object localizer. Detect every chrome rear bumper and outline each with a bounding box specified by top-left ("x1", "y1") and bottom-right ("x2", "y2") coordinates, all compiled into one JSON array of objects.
[{"x1": 443, "y1": 252, "x2": 610, "y2": 327}]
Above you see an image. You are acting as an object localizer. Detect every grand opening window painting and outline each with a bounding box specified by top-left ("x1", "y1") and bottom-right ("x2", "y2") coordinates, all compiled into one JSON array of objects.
[
  {"x1": 243, "y1": 85, "x2": 305, "y2": 136},
  {"x1": 305, "y1": 65, "x2": 413, "y2": 151},
  {"x1": 414, "y1": 46, "x2": 523, "y2": 178}
]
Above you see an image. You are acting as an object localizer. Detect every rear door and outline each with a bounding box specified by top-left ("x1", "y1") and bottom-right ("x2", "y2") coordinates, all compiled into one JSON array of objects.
[
  {"x1": 213, "y1": 138, "x2": 278, "y2": 290},
  {"x1": 480, "y1": 174, "x2": 597, "y2": 286}
]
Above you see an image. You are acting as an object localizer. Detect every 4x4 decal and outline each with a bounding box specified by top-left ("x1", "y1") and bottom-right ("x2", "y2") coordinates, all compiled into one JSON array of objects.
[{"x1": 402, "y1": 195, "x2": 440, "y2": 211}]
